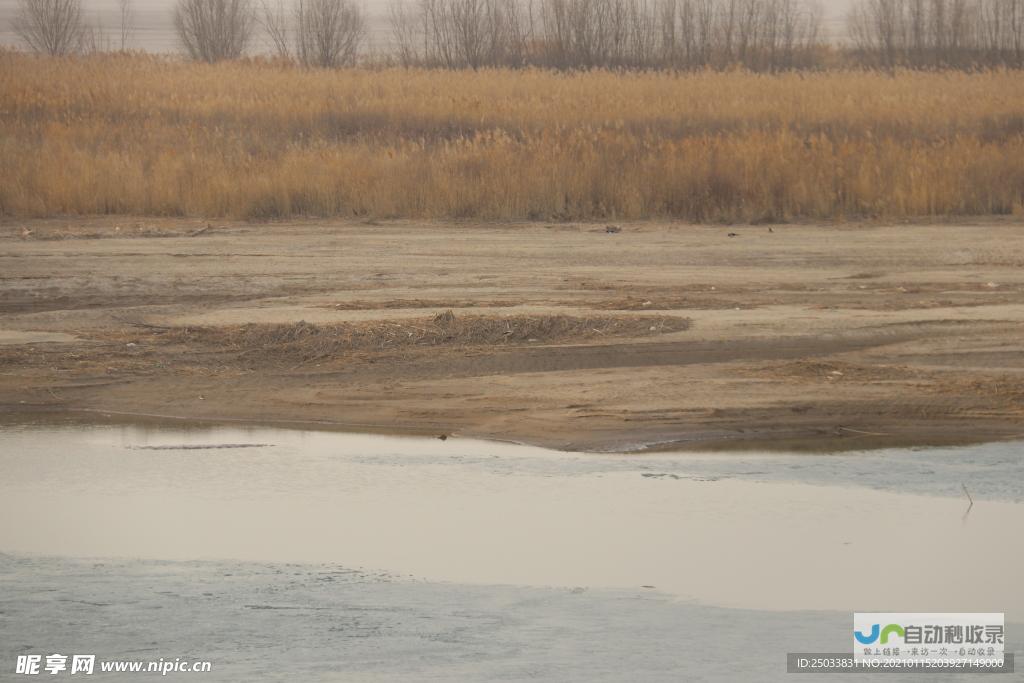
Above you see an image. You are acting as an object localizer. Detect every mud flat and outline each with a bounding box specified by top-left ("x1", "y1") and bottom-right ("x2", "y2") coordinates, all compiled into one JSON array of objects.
[{"x1": 2, "y1": 218, "x2": 1023, "y2": 451}]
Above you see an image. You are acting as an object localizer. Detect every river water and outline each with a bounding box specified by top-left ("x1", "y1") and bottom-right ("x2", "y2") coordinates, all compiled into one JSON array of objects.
[{"x1": 1, "y1": 419, "x2": 1021, "y2": 680}]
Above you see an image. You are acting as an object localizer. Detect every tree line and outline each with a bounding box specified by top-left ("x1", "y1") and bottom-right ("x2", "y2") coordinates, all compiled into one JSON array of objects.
[
  {"x1": 10, "y1": 0, "x2": 1024, "y2": 69},
  {"x1": 849, "y1": 0, "x2": 1024, "y2": 67},
  {"x1": 390, "y1": 0, "x2": 822, "y2": 69}
]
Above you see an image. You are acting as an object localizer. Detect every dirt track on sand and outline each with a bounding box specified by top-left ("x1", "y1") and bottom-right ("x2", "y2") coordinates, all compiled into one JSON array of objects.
[{"x1": 2, "y1": 218, "x2": 1023, "y2": 451}]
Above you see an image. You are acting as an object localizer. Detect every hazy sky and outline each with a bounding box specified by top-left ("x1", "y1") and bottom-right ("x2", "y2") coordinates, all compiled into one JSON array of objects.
[{"x1": 0, "y1": 0, "x2": 851, "y2": 54}]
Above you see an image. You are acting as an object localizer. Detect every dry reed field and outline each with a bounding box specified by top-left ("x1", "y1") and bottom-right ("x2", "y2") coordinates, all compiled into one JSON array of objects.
[{"x1": 2, "y1": 51, "x2": 1023, "y2": 222}]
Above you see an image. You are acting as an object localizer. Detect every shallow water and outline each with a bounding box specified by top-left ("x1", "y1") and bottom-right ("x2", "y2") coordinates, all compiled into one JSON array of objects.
[
  {"x1": 0, "y1": 555, "x2": 934, "y2": 682},
  {"x1": 2, "y1": 421, "x2": 1022, "y2": 619}
]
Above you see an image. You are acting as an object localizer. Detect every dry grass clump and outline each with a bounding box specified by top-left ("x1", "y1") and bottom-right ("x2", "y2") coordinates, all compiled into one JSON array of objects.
[
  {"x1": 164, "y1": 313, "x2": 690, "y2": 363},
  {"x1": 2, "y1": 52, "x2": 1023, "y2": 221}
]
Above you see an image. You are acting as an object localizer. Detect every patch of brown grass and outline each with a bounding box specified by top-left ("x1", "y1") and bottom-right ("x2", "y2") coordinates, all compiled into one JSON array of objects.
[{"x1": 2, "y1": 53, "x2": 1023, "y2": 221}]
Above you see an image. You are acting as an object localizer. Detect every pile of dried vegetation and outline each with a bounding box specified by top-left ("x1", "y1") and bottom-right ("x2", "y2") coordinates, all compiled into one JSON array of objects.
[{"x1": 164, "y1": 312, "x2": 691, "y2": 363}]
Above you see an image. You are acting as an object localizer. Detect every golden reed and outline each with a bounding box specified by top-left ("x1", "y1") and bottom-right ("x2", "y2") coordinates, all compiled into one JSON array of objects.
[{"x1": 2, "y1": 51, "x2": 1023, "y2": 222}]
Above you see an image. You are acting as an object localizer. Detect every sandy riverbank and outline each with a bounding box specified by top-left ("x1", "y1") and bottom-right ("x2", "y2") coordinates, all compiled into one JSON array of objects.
[{"x1": 2, "y1": 218, "x2": 1022, "y2": 451}]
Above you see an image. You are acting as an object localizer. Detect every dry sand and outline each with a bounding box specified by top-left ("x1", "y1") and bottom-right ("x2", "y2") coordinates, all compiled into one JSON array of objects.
[{"x1": 1, "y1": 217, "x2": 1022, "y2": 451}]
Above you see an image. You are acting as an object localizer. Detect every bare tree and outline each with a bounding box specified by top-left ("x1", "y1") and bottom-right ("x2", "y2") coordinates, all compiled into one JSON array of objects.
[
  {"x1": 388, "y1": 0, "x2": 423, "y2": 65},
  {"x1": 174, "y1": 0, "x2": 256, "y2": 62},
  {"x1": 81, "y1": 16, "x2": 112, "y2": 54},
  {"x1": 295, "y1": 0, "x2": 366, "y2": 67},
  {"x1": 257, "y1": 0, "x2": 367, "y2": 66},
  {"x1": 847, "y1": 0, "x2": 906, "y2": 66},
  {"x1": 540, "y1": 0, "x2": 624, "y2": 68},
  {"x1": 119, "y1": 0, "x2": 136, "y2": 51},
  {"x1": 11, "y1": 0, "x2": 85, "y2": 56},
  {"x1": 260, "y1": 0, "x2": 293, "y2": 58},
  {"x1": 388, "y1": 0, "x2": 533, "y2": 68}
]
